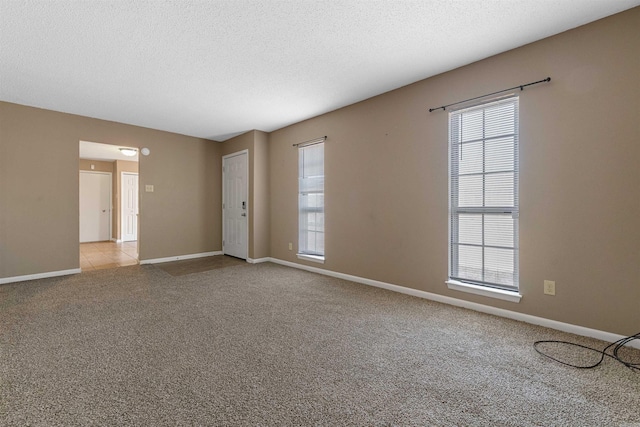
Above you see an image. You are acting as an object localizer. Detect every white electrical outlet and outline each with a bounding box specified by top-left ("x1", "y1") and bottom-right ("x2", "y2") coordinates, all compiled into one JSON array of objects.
[
  {"x1": 544, "y1": 280, "x2": 556, "y2": 295},
  {"x1": 288, "y1": 242, "x2": 293, "y2": 251},
  {"x1": 145, "y1": 184, "x2": 154, "y2": 192}
]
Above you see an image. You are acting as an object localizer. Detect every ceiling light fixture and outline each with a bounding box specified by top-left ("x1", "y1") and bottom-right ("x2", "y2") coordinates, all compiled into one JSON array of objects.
[{"x1": 119, "y1": 148, "x2": 137, "y2": 157}]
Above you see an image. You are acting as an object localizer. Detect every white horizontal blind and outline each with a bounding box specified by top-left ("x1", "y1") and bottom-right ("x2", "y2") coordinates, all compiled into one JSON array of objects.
[
  {"x1": 299, "y1": 142, "x2": 324, "y2": 256},
  {"x1": 449, "y1": 97, "x2": 519, "y2": 290}
]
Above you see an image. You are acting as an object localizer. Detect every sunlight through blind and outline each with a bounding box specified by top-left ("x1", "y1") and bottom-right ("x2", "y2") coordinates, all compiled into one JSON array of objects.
[{"x1": 449, "y1": 97, "x2": 519, "y2": 290}]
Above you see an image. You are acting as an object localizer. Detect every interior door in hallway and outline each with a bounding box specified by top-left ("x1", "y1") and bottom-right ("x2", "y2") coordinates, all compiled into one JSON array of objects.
[
  {"x1": 121, "y1": 172, "x2": 139, "y2": 242},
  {"x1": 80, "y1": 171, "x2": 112, "y2": 243},
  {"x1": 222, "y1": 151, "x2": 248, "y2": 259}
]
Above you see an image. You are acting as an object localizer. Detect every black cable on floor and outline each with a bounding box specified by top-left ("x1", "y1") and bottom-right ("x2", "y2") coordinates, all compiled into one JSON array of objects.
[{"x1": 534, "y1": 332, "x2": 640, "y2": 371}]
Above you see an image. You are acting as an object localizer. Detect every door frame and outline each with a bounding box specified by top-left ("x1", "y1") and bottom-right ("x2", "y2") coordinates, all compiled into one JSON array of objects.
[
  {"x1": 222, "y1": 149, "x2": 249, "y2": 259},
  {"x1": 120, "y1": 171, "x2": 139, "y2": 243},
  {"x1": 79, "y1": 170, "x2": 112, "y2": 242}
]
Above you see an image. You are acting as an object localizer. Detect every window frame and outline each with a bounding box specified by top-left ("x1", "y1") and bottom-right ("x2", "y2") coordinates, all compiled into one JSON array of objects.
[
  {"x1": 448, "y1": 96, "x2": 520, "y2": 295},
  {"x1": 297, "y1": 141, "x2": 325, "y2": 262}
]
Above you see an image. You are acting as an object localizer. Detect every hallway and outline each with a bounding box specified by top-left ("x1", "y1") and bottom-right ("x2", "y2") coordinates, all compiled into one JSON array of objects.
[{"x1": 80, "y1": 241, "x2": 138, "y2": 271}]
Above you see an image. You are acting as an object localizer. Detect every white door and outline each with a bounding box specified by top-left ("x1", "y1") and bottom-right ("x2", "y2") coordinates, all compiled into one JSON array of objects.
[
  {"x1": 121, "y1": 172, "x2": 139, "y2": 242},
  {"x1": 223, "y1": 151, "x2": 248, "y2": 259},
  {"x1": 80, "y1": 171, "x2": 112, "y2": 242}
]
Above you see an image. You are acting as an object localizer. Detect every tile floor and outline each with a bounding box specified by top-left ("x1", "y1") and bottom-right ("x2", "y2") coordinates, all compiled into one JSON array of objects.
[{"x1": 80, "y1": 241, "x2": 138, "y2": 271}]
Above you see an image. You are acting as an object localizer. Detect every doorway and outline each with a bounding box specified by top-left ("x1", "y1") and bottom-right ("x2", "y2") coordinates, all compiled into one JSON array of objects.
[
  {"x1": 79, "y1": 140, "x2": 140, "y2": 270},
  {"x1": 222, "y1": 150, "x2": 248, "y2": 260}
]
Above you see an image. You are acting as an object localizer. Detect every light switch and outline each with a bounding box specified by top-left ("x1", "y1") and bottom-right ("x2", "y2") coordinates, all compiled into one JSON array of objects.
[{"x1": 145, "y1": 185, "x2": 154, "y2": 192}]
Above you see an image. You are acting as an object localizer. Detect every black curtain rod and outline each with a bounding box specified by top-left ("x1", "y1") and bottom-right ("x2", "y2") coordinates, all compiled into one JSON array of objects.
[
  {"x1": 428, "y1": 77, "x2": 551, "y2": 112},
  {"x1": 292, "y1": 136, "x2": 327, "y2": 147}
]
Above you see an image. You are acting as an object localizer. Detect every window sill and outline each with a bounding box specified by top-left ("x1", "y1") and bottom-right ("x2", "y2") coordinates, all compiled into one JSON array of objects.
[
  {"x1": 297, "y1": 254, "x2": 325, "y2": 264},
  {"x1": 446, "y1": 279, "x2": 521, "y2": 303}
]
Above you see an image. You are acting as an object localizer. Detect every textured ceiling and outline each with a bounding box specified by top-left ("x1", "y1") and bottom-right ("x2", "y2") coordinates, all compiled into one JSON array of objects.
[{"x1": 1, "y1": 1, "x2": 638, "y2": 141}]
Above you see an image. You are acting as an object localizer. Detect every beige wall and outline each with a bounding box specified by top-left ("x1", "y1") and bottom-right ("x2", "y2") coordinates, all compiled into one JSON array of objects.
[
  {"x1": 0, "y1": 102, "x2": 221, "y2": 277},
  {"x1": 268, "y1": 8, "x2": 640, "y2": 335},
  {"x1": 79, "y1": 159, "x2": 114, "y2": 173},
  {"x1": 221, "y1": 130, "x2": 270, "y2": 260},
  {"x1": 253, "y1": 131, "x2": 270, "y2": 259}
]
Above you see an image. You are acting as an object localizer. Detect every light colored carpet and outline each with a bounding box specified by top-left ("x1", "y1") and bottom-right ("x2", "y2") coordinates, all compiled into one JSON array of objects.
[{"x1": 1, "y1": 263, "x2": 638, "y2": 426}]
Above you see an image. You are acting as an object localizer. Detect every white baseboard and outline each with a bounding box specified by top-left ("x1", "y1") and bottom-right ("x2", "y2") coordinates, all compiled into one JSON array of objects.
[
  {"x1": 247, "y1": 257, "x2": 270, "y2": 264},
  {"x1": 267, "y1": 258, "x2": 640, "y2": 350},
  {"x1": 140, "y1": 251, "x2": 223, "y2": 265},
  {"x1": 0, "y1": 268, "x2": 82, "y2": 285}
]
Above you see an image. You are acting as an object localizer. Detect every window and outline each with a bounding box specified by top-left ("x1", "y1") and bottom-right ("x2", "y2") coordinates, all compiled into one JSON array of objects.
[
  {"x1": 449, "y1": 97, "x2": 519, "y2": 292},
  {"x1": 298, "y1": 142, "x2": 324, "y2": 260}
]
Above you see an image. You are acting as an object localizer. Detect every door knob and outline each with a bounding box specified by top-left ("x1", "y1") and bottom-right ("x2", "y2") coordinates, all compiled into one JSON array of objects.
[{"x1": 241, "y1": 213, "x2": 246, "y2": 217}]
